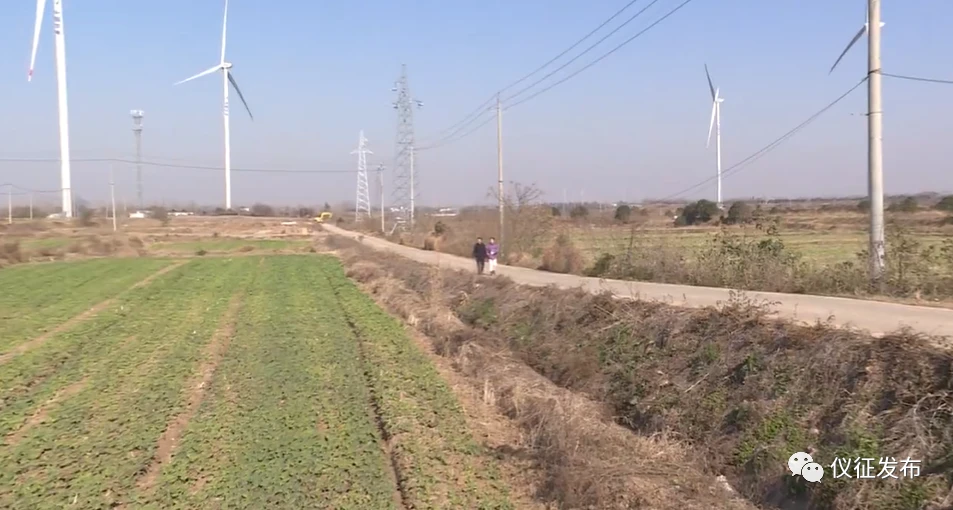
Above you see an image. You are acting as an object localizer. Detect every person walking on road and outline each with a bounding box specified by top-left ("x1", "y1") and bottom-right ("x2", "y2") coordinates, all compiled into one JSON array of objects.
[
  {"x1": 486, "y1": 237, "x2": 499, "y2": 275},
  {"x1": 472, "y1": 237, "x2": 487, "y2": 275}
]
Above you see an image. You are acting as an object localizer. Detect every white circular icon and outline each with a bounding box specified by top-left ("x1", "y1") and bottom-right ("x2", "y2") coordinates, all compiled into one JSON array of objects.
[
  {"x1": 801, "y1": 462, "x2": 824, "y2": 483},
  {"x1": 788, "y1": 452, "x2": 813, "y2": 476}
]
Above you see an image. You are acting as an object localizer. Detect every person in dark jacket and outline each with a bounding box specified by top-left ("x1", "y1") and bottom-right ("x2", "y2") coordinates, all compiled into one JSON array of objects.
[{"x1": 472, "y1": 237, "x2": 487, "y2": 275}]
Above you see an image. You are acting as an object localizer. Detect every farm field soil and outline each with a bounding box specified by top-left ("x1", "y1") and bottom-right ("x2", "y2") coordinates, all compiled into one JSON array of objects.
[
  {"x1": 569, "y1": 226, "x2": 948, "y2": 265},
  {"x1": 0, "y1": 255, "x2": 517, "y2": 509},
  {"x1": 147, "y1": 238, "x2": 311, "y2": 254}
]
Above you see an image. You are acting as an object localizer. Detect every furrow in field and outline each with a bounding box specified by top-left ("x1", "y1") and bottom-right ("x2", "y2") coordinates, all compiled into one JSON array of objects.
[
  {"x1": 135, "y1": 292, "x2": 243, "y2": 492},
  {"x1": 322, "y1": 256, "x2": 516, "y2": 509},
  {"x1": 0, "y1": 257, "x2": 257, "y2": 509},
  {"x1": 147, "y1": 255, "x2": 399, "y2": 508},
  {"x1": 0, "y1": 262, "x2": 197, "y2": 439},
  {"x1": 0, "y1": 258, "x2": 179, "y2": 355}
]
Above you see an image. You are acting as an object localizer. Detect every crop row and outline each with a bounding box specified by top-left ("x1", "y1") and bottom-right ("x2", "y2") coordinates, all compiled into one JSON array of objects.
[
  {"x1": 322, "y1": 257, "x2": 515, "y2": 509},
  {"x1": 0, "y1": 257, "x2": 173, "y2": 351},
  {"x1": 145, "y1": 255, "x2": 399, "y2": 508},
  {"x1": 0, "y1": 258, "x2": 257, "y2": 508}
]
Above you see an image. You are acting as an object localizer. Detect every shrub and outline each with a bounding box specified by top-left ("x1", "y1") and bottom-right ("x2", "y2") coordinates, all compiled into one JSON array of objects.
[
  {"x1": 888, "y1": 196, "x2": 918, "y2": 213},
  {"x1": 676, "y1": 199, "x2": 720, "y2": 226},
  {"x1": 723, "y1": 201, "x2": 753, "y2": 225},
  {"x1": 250, "y1": 203, "x2": 275, "y2": 217},
  {"x1": 614, "y1": 205, "x2": 632, "y2": 223},
  {"x1": 540, "y1": 234, "x2": 585, "y2": 274},
  {"x1": 152, "y1": 207, "x2": 170, "y2": 226},
  {"x1": 569, "y1": 205, "x2": 589, "y2": 219},
  {"x1": 935, "y1": 195, "x2": 953, "y2": 212},
  {"x1": 76, "y1": 207, "x2": 96, "y2": 227}
]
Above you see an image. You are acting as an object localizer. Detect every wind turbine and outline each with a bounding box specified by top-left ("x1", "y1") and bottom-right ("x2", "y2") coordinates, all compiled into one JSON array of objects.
[
  {"x1": 829, "y1": 3, "x2": 884, "y2": 74},
  {"x1": 175, "y1": 0, "x2": 253, "y2": 211},
  {"x1": 28, "y1": 0, "x2": 73, "y2": 218},
  {"x1": 705, "y1": 64, "x2": 724, "y2": 209}
]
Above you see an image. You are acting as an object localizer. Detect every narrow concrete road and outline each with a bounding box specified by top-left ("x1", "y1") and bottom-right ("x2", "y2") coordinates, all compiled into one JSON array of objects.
[{"x1": 324, "y1": 225, "x2": 953, "y2": 339}]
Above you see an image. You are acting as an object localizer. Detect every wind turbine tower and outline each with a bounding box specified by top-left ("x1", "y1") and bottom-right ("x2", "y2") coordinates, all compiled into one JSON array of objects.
[
  {"x1": 704, "y1": 64, "x2": 724, "y2": 210},
  {"x1": 28, "y1": 0, "x2": 73, "y2": 218},
  {"x1": 829, "y1": 0, "x2": 885, "y2": 284},
  {"x1": 391, "y1": 64, "x2": 423, "y2": 230},
  {"x1": 174, "y1": 0, "x2": 254, "y2": 211},
  {"x1": 352, "y1": 130, "x2": 372, "y2": 222},
  {"x1": 131, "y1": 110, "x2": 144, "y2": 209}
]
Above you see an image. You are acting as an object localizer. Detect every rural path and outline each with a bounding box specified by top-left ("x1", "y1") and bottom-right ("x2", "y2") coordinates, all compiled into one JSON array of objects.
[{"x1": 323, "y1": 224, "x2": 953, "y2": 339}]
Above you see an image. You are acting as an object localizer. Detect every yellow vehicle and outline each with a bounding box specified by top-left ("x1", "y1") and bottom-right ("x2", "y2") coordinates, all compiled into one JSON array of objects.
[{"x1": 314, "y1": 211, "x2": 333, "y2": 223}]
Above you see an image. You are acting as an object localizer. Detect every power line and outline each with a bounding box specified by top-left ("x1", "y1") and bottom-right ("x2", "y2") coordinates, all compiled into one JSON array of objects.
[
  {"x1": 419, "y1": 115, "x2": 496, "y2": 151},
  {"x1": 419, "y1": 0, "x2": 697, "y2": 151},
  {"x1": 882, "y1": 72, "x2": 953, "y2": 85},
  {"x1": 502, "y1": 0, "x2": 663, "y2": 105},
  {"x1": 656, "y1": 76, "x2": 869, "y2": 201},
  {"x1": 0, "y1": 156, "x2": 361, "y2": 174},
  {"x1": 505, "y1": 0, "x2": 697, "y2": 112},
  {"x1": 419, "y1": 0, "x2": 646, "y2": 145}
]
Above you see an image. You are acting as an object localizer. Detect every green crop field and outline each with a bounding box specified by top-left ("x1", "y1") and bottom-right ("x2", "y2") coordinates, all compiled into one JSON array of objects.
[{"x1": 0, "y1": 255, "x2": 514, "y2": 509}]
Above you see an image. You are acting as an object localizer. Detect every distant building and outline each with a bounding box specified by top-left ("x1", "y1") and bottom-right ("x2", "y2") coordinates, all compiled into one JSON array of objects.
[
  {"x1": 432, "y1": 208, "x2": 458, "y2": 217},
  {"x1": 129, "y1": 211, "x2": 147, "y2": 219}
]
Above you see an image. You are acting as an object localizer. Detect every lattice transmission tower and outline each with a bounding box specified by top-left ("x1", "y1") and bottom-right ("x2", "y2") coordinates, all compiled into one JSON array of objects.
[
  {"x1": 391, "y1": 64, "x2": 423, "y2": 230},
  {"x1": 352, "y1": 130, "x2": 372, "y2": 222}
]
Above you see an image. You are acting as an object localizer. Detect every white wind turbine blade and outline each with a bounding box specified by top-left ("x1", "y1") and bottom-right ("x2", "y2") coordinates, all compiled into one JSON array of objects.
[
  {"x1": 227, "y1": 72, "x2": 253, "y2": 120},
  {"x1": 706, "y1": 99, "x2": 717, "y2": 148},
  {"x1": 28, "y1": 0, "x2": 47, "y2": 81},
  {"x1": 174, "y1": 64, "x2": 222, "y2": 85},
  {"x1": 220, "y1": 0, "x2": 228, "y2": 64},
  {"x1": 828, "y1": 25, "x2": 866, "y2": 75}
]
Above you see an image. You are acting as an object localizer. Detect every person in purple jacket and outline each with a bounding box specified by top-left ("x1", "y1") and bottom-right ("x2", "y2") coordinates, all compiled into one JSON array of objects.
[{"x1": 486, "y1": 237, "x2": 499, "y2": 275}]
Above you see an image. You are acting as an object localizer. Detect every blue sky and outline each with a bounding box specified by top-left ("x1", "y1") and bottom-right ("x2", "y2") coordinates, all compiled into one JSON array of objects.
[{"x1": 1, "y1": 0, "x2": 952, "y2": 208}]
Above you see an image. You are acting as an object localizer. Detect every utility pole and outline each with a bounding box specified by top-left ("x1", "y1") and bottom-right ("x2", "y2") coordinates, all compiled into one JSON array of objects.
[
  {"x1": 352, "y1": 130, "x2": 372, "y2": 222},
  {"x1": 409, "y1": 145, "x2": 416, "y2": 228},
  {"x1": 496, "y1": 94, "x2": 505, "y2": 259},
  {"x1": 29, "y1": 193, "x2": 34, "y2": 220},
  {"x1": 378, "y1": 163, "x2": 385, "y2": 233},
  {"x1": 6, "y1": 185, "x2": 11, "y2": 225},
  {"x1": 867, "y1": 0, "x2": 886, "y2": 286},
  {"x1": 391, "y1": 64, "x2": 423, "y2": 231},
  {"x1": 131, "y1": 110, "x2": 144, "y2": 210},
  {"x1": 109, "y1": 164, "x2": 117, "y2": 232}
]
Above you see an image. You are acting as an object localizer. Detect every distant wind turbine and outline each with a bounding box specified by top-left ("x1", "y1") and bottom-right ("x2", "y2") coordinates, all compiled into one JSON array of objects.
[
  {"x1": 829, "y1": 4, "x2": 885, "y2": 74},
  {"x1": 174, "y1": 0, "x2": 253, "y2": 211},
  {"x1": 705, "y1": 64, "x2": 725, "y2": 209},
  {"x1": 29, "y1": 0, "x2": 73, "y2": 218}
]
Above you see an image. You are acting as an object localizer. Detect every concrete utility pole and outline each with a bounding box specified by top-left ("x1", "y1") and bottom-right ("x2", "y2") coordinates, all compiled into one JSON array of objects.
[
  {"x1": 109, "y1": 164, "x2": 117, "y2": 232},
  {"x1": 131, "y1": 110, "x2": 144, "y2": 210},
  {"x1": 29, "y1": 193, "x2": 34, "y2": 220},
  {"x1": 6, "y1": 185, "x2": 11, "y2": 225},
  {"x1": 378, "y1": 163, "x2": 386, "y2": 233},
  {"x1": 867, "y1": 0, "x2": 886, "y2": 285},
  {"x1": 496, "y1": 94, "x2": 504, "y2": 258}
]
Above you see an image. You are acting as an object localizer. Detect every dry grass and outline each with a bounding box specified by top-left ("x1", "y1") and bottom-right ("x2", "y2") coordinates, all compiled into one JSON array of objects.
[
  {"x1": 327, "y1": 234, "x2": 953, "y2": 510},
  {"x1": 340, "y1": 256, "x2": 751, "y2": 510}
]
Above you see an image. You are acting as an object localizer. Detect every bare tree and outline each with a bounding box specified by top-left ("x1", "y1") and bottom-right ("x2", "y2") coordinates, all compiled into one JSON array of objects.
[{"x1": 487, "y1": 182, "x2": 554, "y2": 261}]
